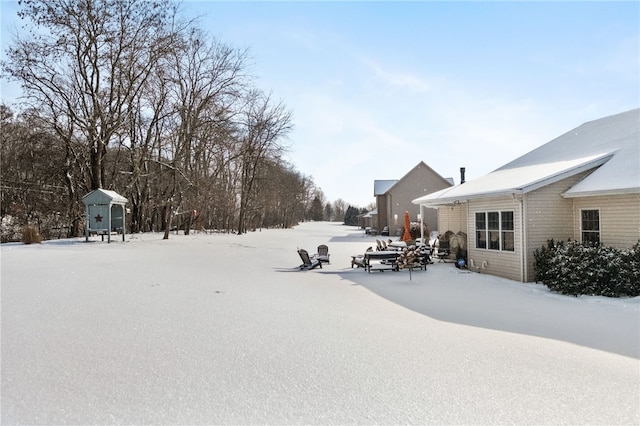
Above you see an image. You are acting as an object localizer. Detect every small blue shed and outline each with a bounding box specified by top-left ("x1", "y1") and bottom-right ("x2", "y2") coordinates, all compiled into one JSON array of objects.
[{"x1": 82, "y1": 189, "x2": 128, "y2": 243}]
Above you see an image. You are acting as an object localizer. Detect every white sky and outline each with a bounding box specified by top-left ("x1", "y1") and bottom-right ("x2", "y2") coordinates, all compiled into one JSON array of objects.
[{"x1": 1, "y1": 1, "x2": 638, "y2": 207}]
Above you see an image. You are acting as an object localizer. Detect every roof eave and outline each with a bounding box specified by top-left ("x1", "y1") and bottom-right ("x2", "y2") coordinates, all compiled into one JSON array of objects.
[
  {"x1": 413, "y1": 152, "x2": 614, "y2": 206},
  {"x1": 562, "y1": 187, "x2": 640, "y2": 198},
  {"x1": 413, "y1": 189, "x2": 520, "y2": 206}
]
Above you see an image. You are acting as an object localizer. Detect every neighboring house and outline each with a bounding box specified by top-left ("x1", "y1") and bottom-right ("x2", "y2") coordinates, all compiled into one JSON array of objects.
[
  {"x1": 357, "y1": 209, "x2": 377, "y2": 230},
  {"x1": 413, "y1": 108, "x2": 640, "y2": 282},
  {"x1": 375, "y1": 161, "x2": 453, "y2": 236}
]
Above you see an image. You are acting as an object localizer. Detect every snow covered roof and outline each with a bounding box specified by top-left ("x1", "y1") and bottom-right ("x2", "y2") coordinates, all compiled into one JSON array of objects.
[
  {"x1": 82, "y1": 188, "x2": 128, "y2": 205},
  {"x1": 360, "y1": 209, "x2": 378, "y2": 218},
  {"x1": 414, "y1": 108, "x2": 639, "y2": 206}
]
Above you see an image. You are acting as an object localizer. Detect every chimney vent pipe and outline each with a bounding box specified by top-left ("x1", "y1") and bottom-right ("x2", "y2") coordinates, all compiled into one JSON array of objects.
[{"x1": 460, "y1": 167, "x2": 466, "y2": 184}]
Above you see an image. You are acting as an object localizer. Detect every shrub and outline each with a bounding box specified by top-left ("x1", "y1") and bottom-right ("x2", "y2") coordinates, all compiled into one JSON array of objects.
[
  {"x1": 1, "y1": 215, "x2": 22, "y2": 243},
  {"x1": 409, "y1": 221, "x2": 428, "y2": 241},
  {"x1": 534, "y1": 240, "x2": 640, "y2": 297},
  {"x1": 21, "y1": 225, "x2": 42, "y2": 244}
]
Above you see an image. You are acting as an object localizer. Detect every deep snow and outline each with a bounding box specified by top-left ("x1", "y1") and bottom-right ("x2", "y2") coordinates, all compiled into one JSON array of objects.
[{"x1": 1, "y1": 221, "x2": 638, "y2": 424}]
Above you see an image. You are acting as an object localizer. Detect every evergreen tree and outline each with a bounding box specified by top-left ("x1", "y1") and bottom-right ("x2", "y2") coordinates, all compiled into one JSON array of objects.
[
  {"x1": 343, "y1": 205, "x2": 360, "y2": 226},
  {"x1": 309, "y1": 196, "x2": 324, "y2": 221}
]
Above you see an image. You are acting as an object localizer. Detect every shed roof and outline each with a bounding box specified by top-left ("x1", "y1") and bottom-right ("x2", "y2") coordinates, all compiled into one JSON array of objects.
[
  {"x1": 414, "y1": 108, "x2": 639, "y2": 206},
  {"x1": 82, "y1": 188, "x2": 128, "y2": 205}
]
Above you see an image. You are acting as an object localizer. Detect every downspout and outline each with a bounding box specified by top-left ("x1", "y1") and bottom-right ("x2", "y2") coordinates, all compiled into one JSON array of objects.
[
  {"x1": 466, "y1": 201, "x2": 470, "y2": 258},
  {"x1": 517, "y1": 194, "x2": 526, "y2": 282},
  {"x1": 513, "y1": 192, "x2": 525, "y2": 282},
  {"x1": 387, "y1": 193, "x2": 391, "y2": 232}
]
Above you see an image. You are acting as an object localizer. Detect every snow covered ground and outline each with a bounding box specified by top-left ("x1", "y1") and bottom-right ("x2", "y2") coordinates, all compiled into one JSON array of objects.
[{"x1": 2, "y1": 221, "x2": 638, "y2": 424}]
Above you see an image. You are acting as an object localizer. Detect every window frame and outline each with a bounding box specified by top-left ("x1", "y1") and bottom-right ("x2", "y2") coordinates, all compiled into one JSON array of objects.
[
  {"x1": 580, "y1": 209, "x2": 600, "y2": 245},
  {"x1": 475, "y1": 210, "x2": 515, "y2": 252},
  {"x1": 475, "y1": 212, "x2": 487, "y2": 249}
]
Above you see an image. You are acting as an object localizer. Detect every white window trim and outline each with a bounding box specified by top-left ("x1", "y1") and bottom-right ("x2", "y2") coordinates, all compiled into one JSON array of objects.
[{"x1": 580, "y1": 208, "x2": 601, "y2": 244}]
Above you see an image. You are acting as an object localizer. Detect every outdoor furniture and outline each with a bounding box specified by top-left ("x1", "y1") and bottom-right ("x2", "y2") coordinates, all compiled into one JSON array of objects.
[
  {"x1": 316, "y1": 245, "x2": 330, "y2": 263},
  {"x1": 298, "y1": 249, "x2": 322, "y2": 270},
  {"x1": 436, "y1": 249, "x2": 450, "y2": 262},
  {"x1": 352, "y1": 247, "x2": 374, "y2": 268},
  {"x1": 364, "y1": 251, "x2": 400, "y2": 273},
  {"x1": 436, "y1": 240, "x2": 451, "y2": 262},
  {"x1": 388, "y1": 241, "x2": 407, "y2": 250},
  {"x1": 420, "y1": 245, "x2": 433, "y2": 264},
  {"x1": 351, "y1": 255, "x2": 366, "y2": 268}
]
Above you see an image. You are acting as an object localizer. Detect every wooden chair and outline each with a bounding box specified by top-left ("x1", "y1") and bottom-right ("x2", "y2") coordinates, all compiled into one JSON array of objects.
[
  {"x1": 316, "y1": 244, "x2": 330, "y2": 263},
  {"x1": 298, "y1": 249, "x2": 322, "y2": 270}
]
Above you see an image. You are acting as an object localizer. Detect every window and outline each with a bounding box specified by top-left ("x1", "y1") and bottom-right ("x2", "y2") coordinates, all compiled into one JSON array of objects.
[
  {"x1": 501, "y1": 211, "x2": 515, "y2": 251},
  {"x1": 581, "y1": 209, "x2": 600, "y2": 245},
  {"x1": 475, "y1": 210, "x2": 515, "y2": 252},
  {"x1": 488, "y1": 212, "x2": 500, "y2": 250},
  {"x1": 475, "y1": 212, "x2": 486, "y2": 249}
]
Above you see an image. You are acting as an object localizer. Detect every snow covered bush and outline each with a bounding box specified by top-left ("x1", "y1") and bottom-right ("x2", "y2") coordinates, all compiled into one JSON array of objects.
[
  {"x1": 534, "y1": 240, "x2": 640, "y2": 297},
  {"x1": 1, "y1": 215, "x2": 22, "y2": 243}
]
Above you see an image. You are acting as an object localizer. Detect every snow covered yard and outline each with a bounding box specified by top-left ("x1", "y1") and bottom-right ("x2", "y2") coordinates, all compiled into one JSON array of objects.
[{"x1": 1, "y1": 221, "x2": 638, "y2": 424}]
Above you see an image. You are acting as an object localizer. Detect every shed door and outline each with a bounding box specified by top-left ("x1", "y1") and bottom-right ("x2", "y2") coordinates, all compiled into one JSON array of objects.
[{"x1": 88, "y1": 205, "x2": 110, "y2": 231}]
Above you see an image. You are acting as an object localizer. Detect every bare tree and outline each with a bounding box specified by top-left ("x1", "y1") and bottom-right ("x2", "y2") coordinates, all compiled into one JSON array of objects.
[
  {"x1": 0, "y1": 105, "x2": 72, "y2": 240},
  {"x1": 332, "y1": 198, "x2": 348, "y2": 223},
  {"x1": 323, "y1": 202, "x2": 335, "y2": 221},
  {"x1": 3, "y1": 0, "x2": 177, "y2": 192},
  {"x1": 1, "y1": 1, "x2": 322, "y2": 240},
  {"x1": 158, "y1": 28, "x2": 247, "y2": 238},
  {"x1": 249, "y1": 158, "x2": 308, "y2": 230},
  {"x1": 236, "y1": 91, "x2": 292, "y2": 234}
]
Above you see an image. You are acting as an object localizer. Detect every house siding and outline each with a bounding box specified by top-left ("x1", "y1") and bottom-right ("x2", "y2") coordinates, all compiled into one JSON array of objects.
[
  {"x1": 436, "y1": 204, "x2": 468, "y2": 236},
  {"x1": 523, "y1": 172, "x2": 591, "y2": 282},
  {"x1": 382, "y1": 163, "x2": 451, "y2": 235},
  {"x1": 376, "y1": 195, "x2": 389, "y2": 232},
  {"x1": 467, "y1": 197, "x2": 523, "y2": 282},
  {"x1": 571, "y1": 194, "x2": 640, "y2": 249},
  {"x1": 434, "y1": 173, "x2": 634, "y2": 282}
]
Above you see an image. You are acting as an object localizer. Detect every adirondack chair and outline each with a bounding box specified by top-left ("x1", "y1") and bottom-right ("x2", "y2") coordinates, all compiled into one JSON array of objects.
[
  {"x1": 316, "y1": 244, "x2": 330, "y2": 263},
  {"x1": 436, "y1": 239, "x2": 451, "y2": 262},
  {"x1": 298, "y1": 249, "x2": 322, "y2": 270},
  {"x1": 351, "y1": 246, "x2": 373, "y2": 268}
]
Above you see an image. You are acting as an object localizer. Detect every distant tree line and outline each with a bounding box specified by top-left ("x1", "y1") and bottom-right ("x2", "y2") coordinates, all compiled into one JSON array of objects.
[{"x1": 0, "y1": 0, "x2": 360, "y2": 242}]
